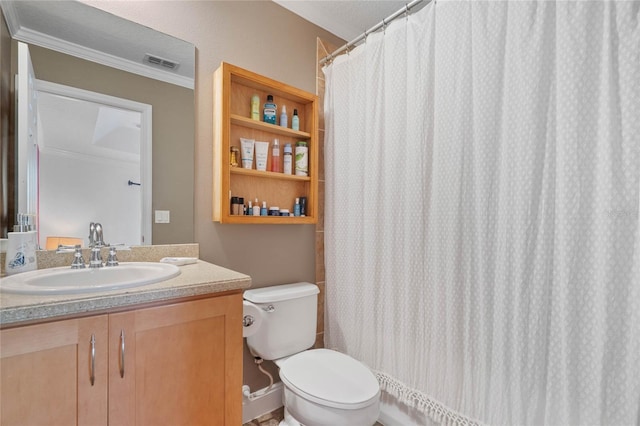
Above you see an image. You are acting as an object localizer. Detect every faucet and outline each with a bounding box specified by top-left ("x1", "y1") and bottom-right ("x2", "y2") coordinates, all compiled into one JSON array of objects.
[
  {"x1": 88, "y1": 222, "x2": 107, "y2": 268},
  {"x1": 89, "y1": 246, "x2": 103, "y2": 268},
  {"x1": 88, "y1": 222, "x2": 106, "y2": 248}
]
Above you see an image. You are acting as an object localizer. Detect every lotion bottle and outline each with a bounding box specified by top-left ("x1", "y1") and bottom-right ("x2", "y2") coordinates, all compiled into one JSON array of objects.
[
  {"x1": 260, "y1": 201, "x2": 268, "y2": 216},
  {"x1": 280, "y1": 105, "x2": 288, "y2": 128},
  {"x1": 291, "y1": 109, "x2": 300, "y2": 131}
]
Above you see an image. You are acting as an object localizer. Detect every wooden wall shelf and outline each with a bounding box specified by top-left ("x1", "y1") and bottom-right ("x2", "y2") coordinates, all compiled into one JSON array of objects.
[{"x1": 213, "y1": 62, "x2": 318, "y2": 224}]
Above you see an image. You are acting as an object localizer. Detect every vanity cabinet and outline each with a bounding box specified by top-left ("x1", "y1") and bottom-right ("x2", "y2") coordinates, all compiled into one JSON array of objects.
[
  {"x1": 108, "y1": 294, "x2": 242, "y2": 424},
  {"x1": 0, "y1": 315, "x2": 109, "y2": 425},
  {"x1": 213, "y1": 62, "x2": 318, "y2": 224},
  {"x1": 0, "y1": 293, "x2": 243, "y2": 425}
]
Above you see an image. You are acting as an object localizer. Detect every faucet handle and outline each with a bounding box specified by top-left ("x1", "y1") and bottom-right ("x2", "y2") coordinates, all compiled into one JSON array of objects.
[
  {"x1": 106, "y1": 246, "x2": 119, "y2": 267},
  {"x1": 71, "y1": 246, "x2": 86, "y2": 269},
  {"x1": 57, "y1": 244, "x2": 78, "y2": 253}
]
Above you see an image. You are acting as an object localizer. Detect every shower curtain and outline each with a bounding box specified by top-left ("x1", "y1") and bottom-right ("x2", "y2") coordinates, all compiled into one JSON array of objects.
[{"x1": 323, "y1": 2, "x2": 640, "y2": 425}]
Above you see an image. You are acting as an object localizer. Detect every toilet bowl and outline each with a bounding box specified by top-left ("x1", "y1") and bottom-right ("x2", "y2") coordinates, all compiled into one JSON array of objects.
[
  {"x1": 276, "y1": 349, "x2": 380, "y2": 426},
  {"x1": 243, "y1": 283, "x2": 380, "y2": 426}
]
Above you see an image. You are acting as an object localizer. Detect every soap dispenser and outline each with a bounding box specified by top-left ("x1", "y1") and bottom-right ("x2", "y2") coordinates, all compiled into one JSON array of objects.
[{"x1": 5, "y1": 213, "x2": 38, "y2": 275}]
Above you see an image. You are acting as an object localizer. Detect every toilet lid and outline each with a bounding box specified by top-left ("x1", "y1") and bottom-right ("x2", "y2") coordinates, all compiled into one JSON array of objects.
[{"x1": 278, "y1": 349, "x2": 380, "y2": 410}]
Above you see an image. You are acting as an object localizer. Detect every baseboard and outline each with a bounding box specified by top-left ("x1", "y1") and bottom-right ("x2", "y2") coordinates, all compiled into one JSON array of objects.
[{"x1": 242, "y1": 382, "x2": 284, "y2": 424}]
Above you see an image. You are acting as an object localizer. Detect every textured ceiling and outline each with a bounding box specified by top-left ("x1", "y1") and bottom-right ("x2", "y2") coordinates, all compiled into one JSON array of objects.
[{"x1": 274, "y1": 0, "x2": 409, "y2": 42}]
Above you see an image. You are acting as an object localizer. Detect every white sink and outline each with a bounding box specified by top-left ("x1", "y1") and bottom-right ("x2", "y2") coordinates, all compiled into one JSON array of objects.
[{"x1": 0, "y1": 262, "x2": 181, "y2": 295}]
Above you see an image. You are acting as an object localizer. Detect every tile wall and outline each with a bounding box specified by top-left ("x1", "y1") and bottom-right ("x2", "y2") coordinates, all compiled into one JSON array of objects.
[{"x1": 314, "y1": 38, "x2": 339, "y2": 349}]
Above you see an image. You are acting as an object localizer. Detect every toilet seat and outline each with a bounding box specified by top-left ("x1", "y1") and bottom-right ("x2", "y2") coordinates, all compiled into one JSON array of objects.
[{"x1": 278, "y1": 349, "x2": 380, "y2": 410}]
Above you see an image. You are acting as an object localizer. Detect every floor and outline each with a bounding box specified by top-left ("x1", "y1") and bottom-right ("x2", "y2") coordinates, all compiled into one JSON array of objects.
[
  {"x1": 243, "y1": 407, "x2": 284, "y2": 426},
  {"x1": 242, "y1": 407, "x2": 383, "y2": 426}
]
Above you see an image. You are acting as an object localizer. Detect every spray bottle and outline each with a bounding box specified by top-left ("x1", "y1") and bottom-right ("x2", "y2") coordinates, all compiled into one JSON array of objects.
[
  {"x1": 280, "y1": 105, "x2": 288, "y2": 128},
  {"x1": 291, "y1": 109, "x2": 300, "y2": 131}
]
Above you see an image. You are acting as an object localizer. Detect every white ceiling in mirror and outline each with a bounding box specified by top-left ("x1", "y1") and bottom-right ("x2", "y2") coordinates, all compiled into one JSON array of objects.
[
  {"x1": 0, "y1": 0, "x2": 194, "y2": 88},
  {"x1": 37, "y1": 91, "x2": 141, "y2": 162},
  {"x1": 93, "y1": 107, "x2": 141, "y2": 155}
]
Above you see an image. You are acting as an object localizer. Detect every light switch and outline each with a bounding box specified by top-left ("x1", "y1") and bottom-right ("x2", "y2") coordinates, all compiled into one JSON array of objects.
[{"x1": 155, "y1": 210, "x2": 170, "y2": 223}]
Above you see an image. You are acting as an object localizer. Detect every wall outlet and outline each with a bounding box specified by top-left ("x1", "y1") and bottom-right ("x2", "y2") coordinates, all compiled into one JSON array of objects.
[{"x1": 155, "y1": 210, "x2": 170, "y2": 223}]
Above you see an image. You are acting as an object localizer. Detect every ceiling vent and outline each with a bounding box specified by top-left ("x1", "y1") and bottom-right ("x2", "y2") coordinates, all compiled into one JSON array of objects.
[{"x1": 143, "y1": 54, "x2": 180, "y2": 71}]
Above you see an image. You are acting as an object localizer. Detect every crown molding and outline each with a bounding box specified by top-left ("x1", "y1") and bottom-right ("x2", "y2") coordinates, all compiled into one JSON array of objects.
[
  {"x1": 0, "y1": 1, "x2": 20, "y2": 36},
  {"x1": 0, "y1": 1, "x2": 194, "y2": 89}
]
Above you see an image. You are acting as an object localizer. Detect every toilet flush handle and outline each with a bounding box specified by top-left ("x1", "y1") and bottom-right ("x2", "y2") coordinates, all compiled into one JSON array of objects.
[
  {"x1": 243, "y1": 315, "x2": 255, "y2": 327},
  {"x1": 262, "y1": 304, "x2": 275, "y2": 313}
]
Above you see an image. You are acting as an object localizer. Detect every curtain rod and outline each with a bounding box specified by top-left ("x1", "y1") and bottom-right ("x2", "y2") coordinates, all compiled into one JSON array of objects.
[{"x1": 320, "y1": 0, "x2": 429, "y2": 66}]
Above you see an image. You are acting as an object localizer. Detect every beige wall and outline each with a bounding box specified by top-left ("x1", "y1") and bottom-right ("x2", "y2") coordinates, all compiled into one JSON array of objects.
[
  {"x1": 83, "y1": 1, "x2": 343, "y2": 286},
  {"x1": 27, "y1": 45, "x2": 195, "y2": 245},
  {"x1": 81, "y1": 1, "x2": 344, "y2": 390}
]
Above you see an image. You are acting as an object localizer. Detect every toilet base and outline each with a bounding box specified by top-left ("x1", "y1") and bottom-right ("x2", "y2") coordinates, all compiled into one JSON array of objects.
[
  {"x1": 281, "y1": 385, "x2": 379, "y2": 426},
  {"x1": 279, "y1": 408, "x2": 302, "y2": 426}
]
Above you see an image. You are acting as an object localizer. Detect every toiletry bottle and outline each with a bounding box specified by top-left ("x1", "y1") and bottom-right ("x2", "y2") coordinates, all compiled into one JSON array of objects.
[
  {"x1": 263, "y1": 95, "x2": 277, "y2": 124},
  {"x1": 295, "y1": 141, "x2": 309, "y2": 176},
  {"x1": 294, "y1": 197, "x2": 301, "y2": 217},
  {"x1": 253, "y1": 198, "x2": 261, "y2": 216},
  {"x1": 250, "y1": 94, "x2": 260, "y2": 121},
  {"x1": 5, "y1": 213, "x2": 38, "y2": 275},
  {"x1": 260, "y1": 201, "x2": 268, "y2": 216},
  {"x1": 299, "y1": 196, "x2": 307, "y2": 216},
  {"x1": 271, "y1": 139, "x2": 280, "y2": 172},
  {"x1": 283, "y1": 143, "x2": 293, "y2": 175},
  {"x1": 230, "y1": 146, "x2": 239, "y2": 167},
  {"x1": 247, "y1": 200, "x2": 253, "y2": 215},
  {"x1": 280, "y1": 105, "x2": 288, "y2": 128},
  {"x1": 292, "y1": 109, "x2": 300, "y2": 131},
  {"x1": 231, "y1": 196, "x2": 240, "y2": 215}
]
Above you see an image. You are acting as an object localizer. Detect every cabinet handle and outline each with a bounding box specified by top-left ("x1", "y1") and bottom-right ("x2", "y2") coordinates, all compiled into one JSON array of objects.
[
  {"x1": 119, "y1": 329, "x2": 125, "y2": 378},
  {"x1": 90, "y1": 334, "x2": 96, "y2": 386}
]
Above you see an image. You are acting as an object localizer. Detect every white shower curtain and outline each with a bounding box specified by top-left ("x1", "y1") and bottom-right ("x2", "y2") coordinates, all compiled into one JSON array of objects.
[{"x1": 324, "y1": 2, "x2": 640, "y2": 425}]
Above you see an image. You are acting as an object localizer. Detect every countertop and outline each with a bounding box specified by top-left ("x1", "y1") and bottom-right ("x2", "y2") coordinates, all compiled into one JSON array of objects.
[{"x1": 0, "y1": 259, "x2": 252, "y2": 327}]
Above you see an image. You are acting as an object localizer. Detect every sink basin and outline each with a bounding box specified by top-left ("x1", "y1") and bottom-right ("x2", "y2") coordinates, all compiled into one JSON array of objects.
[{"x1": 0, "y1": 262, "x2": 181, "y2": 295}]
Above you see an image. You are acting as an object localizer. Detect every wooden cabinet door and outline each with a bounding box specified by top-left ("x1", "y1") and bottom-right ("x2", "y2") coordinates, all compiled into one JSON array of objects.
[
  {"x1": 108, "y1": 294, "x2": 243, "y2": 425},
  {"x1": 0, "y1": 315, "x2": 109, "y2": 426}
]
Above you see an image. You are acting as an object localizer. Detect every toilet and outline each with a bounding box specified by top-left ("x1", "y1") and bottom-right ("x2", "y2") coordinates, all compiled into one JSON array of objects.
[{"x1": 243, "y1": 282, "x2": 380, "y2": 426}]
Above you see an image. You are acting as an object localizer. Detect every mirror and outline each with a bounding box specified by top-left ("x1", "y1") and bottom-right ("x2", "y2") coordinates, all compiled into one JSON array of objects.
[
  {"x1": 1, "y1": 0, "x2": 195, "y2": 246},
  {"x1": 36, "y1": 79, "x2": 152, "y2": 248}
]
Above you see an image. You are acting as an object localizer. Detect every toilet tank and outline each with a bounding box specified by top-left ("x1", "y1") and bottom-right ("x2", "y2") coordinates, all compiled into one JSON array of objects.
[{"x1": 244, "y1": 282, "x2": 319, "y2": 360}]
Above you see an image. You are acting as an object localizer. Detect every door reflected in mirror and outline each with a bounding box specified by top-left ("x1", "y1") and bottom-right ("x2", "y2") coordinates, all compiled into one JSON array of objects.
[{"x1": 35, "y1": 80, "x2": 152, "y2": 248}]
